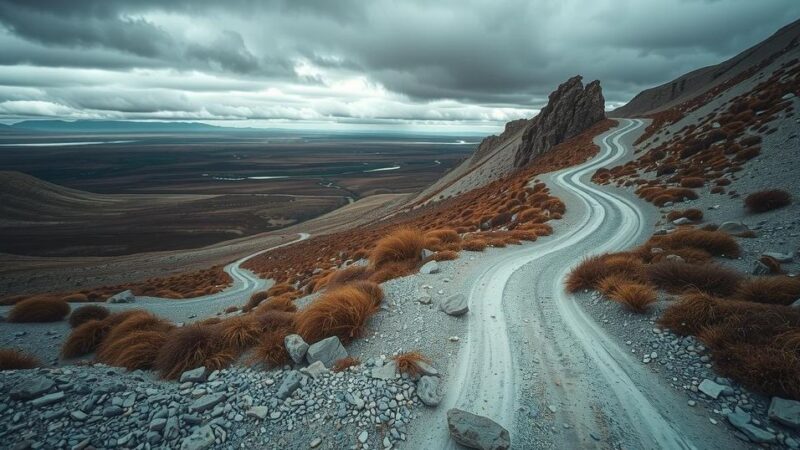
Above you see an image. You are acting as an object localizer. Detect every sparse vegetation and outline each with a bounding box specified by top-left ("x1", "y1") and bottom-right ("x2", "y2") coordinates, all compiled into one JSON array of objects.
[
  {"x1": 154, "y1": 325, "x2": 234, "y2": 380},
  {"x1": 0, "y1": 348, "x2": 42, "y2": 371},
  {"x1": 68, "y1": 304, "x2": 110, "y2": 328},
  {"x1": 294, "y1": 284, "x2": 380, "y2": 344},
  {"x1": 252, "y1": 330, "x2": 291, "y2": 368},
  {"x1": 744, "y1": 189, "x2": 791, "y2": 213},
  {"x1": 8, "y1": 297, "x2": 70, "y2": 323},
  {"x1": 332, "y1": 356, "x2": 361, "y2": 372},
  {"x1": 608, "y1": 282, "x2": 657, "y2": 313},
  {"x1": 735, "y1": 276, "x2": 800, "y2": 305},
  {"x1": 646, "y1": 260, "x2": 742, "y2": 297},
  {"x1": 393, "y1": 351, "x2": 431, "y2": 377}
]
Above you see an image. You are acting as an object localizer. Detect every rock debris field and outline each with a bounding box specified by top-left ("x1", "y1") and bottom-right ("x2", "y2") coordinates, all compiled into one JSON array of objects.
[{"x1": 0, "y1": 356, "x2": 430, "y2": 450}]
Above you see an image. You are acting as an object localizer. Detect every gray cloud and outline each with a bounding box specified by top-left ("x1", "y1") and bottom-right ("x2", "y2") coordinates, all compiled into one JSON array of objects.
[{"x1": 0, "y1": 0, "x2": 798, "y2": 127}]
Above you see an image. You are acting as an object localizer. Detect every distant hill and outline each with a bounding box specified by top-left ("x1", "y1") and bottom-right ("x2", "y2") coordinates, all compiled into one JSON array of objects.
[
  {"x1": 10, "y1": 120, "x2": 239, "y2": 133},
  {"x1": 612, "y1": 18, "x2": 800, "y2": 117}
]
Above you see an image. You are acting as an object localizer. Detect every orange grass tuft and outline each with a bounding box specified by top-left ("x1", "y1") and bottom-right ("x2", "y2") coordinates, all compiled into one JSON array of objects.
[
  {"x1": 154, "y1": 325, "x2": 235, "y2": 379},
  {"x1": 0, "y1": 348, "x2": 42, "y2": 370},
  {"x1": 294, "y1": 284, "x2": 379, "y2": 344},
  {"x1": 8, "y1": 297, "x2": 70, "y2": 323},
  {"x1": 68, "y1": 304, "x2": 110, "y2": 328},
  {"x1": 393, "y1": 351, "x2": 431, "y2": 377},
  {"x1": 744, "y1": 189, "x2": 791, "y2": 213}
]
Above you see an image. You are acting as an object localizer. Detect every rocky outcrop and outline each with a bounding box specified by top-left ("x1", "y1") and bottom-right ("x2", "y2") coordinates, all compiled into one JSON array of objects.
[
  {"x1": 513, "y1": 75, "x2": 605, "y2": 167},
  {"x1": 472, "y1": 118, "x2": 530, "y2": 163}
]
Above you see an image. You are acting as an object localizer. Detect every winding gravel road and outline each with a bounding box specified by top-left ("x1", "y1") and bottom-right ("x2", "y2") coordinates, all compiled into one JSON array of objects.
[
  {"x1": 412, "y1": 119, "x2": 744, "y2": 449},
  {"x1": 120, "y1": 232, "x2": 311, "y2": 321}
]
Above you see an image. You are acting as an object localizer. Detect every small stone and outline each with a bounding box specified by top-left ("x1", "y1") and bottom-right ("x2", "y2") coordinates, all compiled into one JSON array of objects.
[
  {"x1": 300, "y1": 361, "x2": 329, "y2": 379},
  {"x1": 358, "y1": 431, "x2": 368, "y2": 443},
  {"x1": 768, "y1": 397, "x2": 800, "y2": 429},
  {"x1": 417, "y1": 376, "x2": 442, "y2": 407},
  {"x1": 419, "y1": 261, "x2": 440, "y2": 274},
  {"x1": 698, "y1": 379, "x2": 726, "y2": 399},
  {"x1": 417, "y1": 295, "x2": 432, "y2": 305},
  {"x1": 285, "y1": 334, "x2": 310, "y2": 364},
  {"x1": 277, "y1": 371, "x2": 303, "y2": 399},
  {"x1": 190, "y1": 393, "x2": 226, "y2": 412},
  {"x1": 102, "y1": 405, "x2": 123, "y2": 417},
  {"x1": 106, "y1": 289, "x2": 135, "y2": 303},
  {"x1": 180, "y1": 425, "x2": 216, "y2": 450},
  {"x1": 180, "y1": 367, "x2": 207, "y2": 383},
  {"x1": 310, "y1": 438, "x2": 322, "y2": 448},
  {"x1": 306, "y1": 336, "x2": 348, "y2": 367}
]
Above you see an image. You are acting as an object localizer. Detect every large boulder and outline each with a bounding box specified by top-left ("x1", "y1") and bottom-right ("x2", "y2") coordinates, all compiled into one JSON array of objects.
[
  {"x1": 513, "y1": 76, "x2": 605, "y2": 168},
  {"x1": 440, "y1": 294, "x2": 469, "y2": 316},
  {"x1": 306, "y1": 336, "x2": 348, "y2": 368},
  {"x1": 447, "y1": 409, "x2": 511, "y2": 450},
  {"x1": 107, "y1": 290, "x2": 135, "y2": 303}
]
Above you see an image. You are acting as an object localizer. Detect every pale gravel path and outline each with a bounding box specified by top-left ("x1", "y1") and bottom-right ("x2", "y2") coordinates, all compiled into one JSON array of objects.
[
  {"x1": 0, "y1": 233, "x2": 310, "y2": 364},
  {"x1": 409, "y1": 119, "x2": 747, "y2": 449}
]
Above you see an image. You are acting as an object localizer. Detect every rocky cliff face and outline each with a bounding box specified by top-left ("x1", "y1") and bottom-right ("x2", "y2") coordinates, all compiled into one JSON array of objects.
[
  {"x1": 513, "y1": 75, "x2": 605, "y2": 167},
  {"x1": 472, "y1": 118, "x2": 530, "y2": 163}
]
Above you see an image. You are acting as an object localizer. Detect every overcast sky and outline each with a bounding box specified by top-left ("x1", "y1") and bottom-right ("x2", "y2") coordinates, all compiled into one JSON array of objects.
[{"x1": 0, "y1": 0, "x2": 798, "y2": 131}]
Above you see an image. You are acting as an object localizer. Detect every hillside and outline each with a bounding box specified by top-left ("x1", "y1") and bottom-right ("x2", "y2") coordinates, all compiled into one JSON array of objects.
[
  {"x1": 411, "y1": 75, "x2": 605, "y2": 206},
  {"x1": 0, "y1": 171, "x2": 344, "y2": 256},
  {"x1": 612, "y1": 18, "x2": 800, "y2": 117}
]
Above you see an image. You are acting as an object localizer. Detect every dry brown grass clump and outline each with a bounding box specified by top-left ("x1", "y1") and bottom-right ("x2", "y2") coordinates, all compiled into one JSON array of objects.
[
  {"x1": 97, "y1": 330, "x2": 169, "y2": 370},
  {"x1": 96, "y1": 312, "x2": 174, "y2": 364},
  {"x1": 565, "y1": 254, "x2": 646, "y2": 293},
  {"x1": 0, "y1": 348, "x2": 42, "y2": 370},
  {"x1": 735, "y1": 276, "x2": 800, "y2": 306},
  {"x1": 370, "y1": 227, "x2": 425, "y2": 270},
  {"x1": 393, "y1": 351, "x2": 431, "y2": 377},
  {"x1": 257, "y1": 295, "x2": 298, "y2": 314},
  {"x1": 349, "y1": 281, "x2": 384, "y2": 307},
  {"x1": 266, "y1": 283, "x2": 295, "y2": 298},
  {"x1": 462, "y1": 239, "x2": 488, "y2": 251},
  {"x1": 666, "y1": 208, "x2": 703, "y2": 222},
  {"x1": 154, "y1": 325, "x2": 235, "y2": 379},
  {"x1": 294, "y1": 284, "x2": 380, "y2": 344},
  {"x1": 68, "y1": 304, "x2": 110, "y2": 328},
  {"x1": 62, "y1": 319, "x2": 109, "y2": 358},
  {"x1": 655, "y1": 229, "x2": 740, "y2": 258},
  {"x1": 744, "y1": 189, "x2": 791, "y2": 213},
  {"x1": 327, "y1": 265, "x2": 372, "y2": 286},
  {"x1": 646, "y1": 261, "x2": 742, "y2": 297},
  {"x1": 62, "y1": 293, "x2": 89, "y2": 302},
  {"x1": 679, "y1": 177, "x2": 705, "y2": 188},
  {"x1": 332, "y1": 356, "x2": 361, "y2": 372},
  {"x1": 252, "y1": 329, "x2": 291, "y2": 368},
  {"x1": 255, "y1": 310, "x2": 296, "y2": 333},
  {"x1": 8, "y1": 297, "x2": 70, "y2": 323},
  {"x1": 433, "y1": 250, "x2": 459, "y2": 261},
  {"x1": 218, "y1": 315, "x2": 261, "y2": 352},
  {"x1": 608, "y1": 283, "x2": 657, "y2": 313},
  {"x1": 244, "y1": 291, "x2": 270, "y2": 312}
]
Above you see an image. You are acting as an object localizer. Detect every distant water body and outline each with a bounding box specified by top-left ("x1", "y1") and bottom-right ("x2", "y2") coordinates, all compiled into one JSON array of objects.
[
  {"x1": 208, "y1": 165, "x2": 402, "y2": 181},
  {"x1": 0, "y1": 140, "x2": 138, "y2": 147}
]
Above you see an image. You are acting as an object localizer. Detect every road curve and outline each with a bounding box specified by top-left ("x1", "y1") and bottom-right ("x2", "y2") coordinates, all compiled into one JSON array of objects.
[
  {"x1": 412, "y1": 119, "x2": 742, "y2": 449},
  {"x1": 107, "y1": 232, "x2": 311, "y2": 320}
]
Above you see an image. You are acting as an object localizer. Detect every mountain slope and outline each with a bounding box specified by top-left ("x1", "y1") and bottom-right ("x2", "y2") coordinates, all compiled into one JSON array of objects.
[
  {"x1": 613, "y1": 18, "x2": 800, "y2": 117},
  {"x1": 411, "y1": 75, "x2": 605, "y2": 205}
]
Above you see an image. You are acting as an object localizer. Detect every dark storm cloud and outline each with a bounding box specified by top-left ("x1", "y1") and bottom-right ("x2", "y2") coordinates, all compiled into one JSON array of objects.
[{"x1": 0, "y1": 0, "x2": 798, "y2": 125}]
